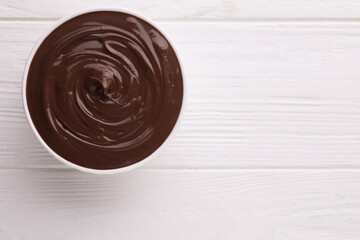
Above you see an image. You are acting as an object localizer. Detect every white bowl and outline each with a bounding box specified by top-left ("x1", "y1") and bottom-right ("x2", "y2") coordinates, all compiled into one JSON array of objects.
[{"x1": 22, "y1": 8, "x2": 186, "y2": 174}]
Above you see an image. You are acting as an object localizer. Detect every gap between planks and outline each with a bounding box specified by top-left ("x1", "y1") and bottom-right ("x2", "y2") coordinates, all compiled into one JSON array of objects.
[
  {"x1": 3, "y1": 18, "x2": 360, "y2": 23},
  {"x1": 1, "y1": 167, "x2": 360, "y2": 171}
]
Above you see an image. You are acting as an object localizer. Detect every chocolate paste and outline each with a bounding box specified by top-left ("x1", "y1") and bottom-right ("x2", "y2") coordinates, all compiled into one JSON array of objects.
[{"x1": 26, "y1": 11, "x2": 183, "y2": 169}]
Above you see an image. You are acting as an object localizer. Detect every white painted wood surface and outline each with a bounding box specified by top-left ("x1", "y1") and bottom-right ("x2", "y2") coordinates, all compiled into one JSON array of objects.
[
  {"x1": 1, "y1": 169, "x2": 360, "y2": 239},
  {"x1": 1, "y1": 1, "x2": 360, "y2": 239},
  {"x1": 3, "y1": 0, "x2": 360, "y2": 20}
]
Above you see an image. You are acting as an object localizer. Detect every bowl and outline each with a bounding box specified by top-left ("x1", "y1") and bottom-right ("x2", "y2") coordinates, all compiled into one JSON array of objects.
[{"x1": 22, "y1": 8, "x2": 185, "y2": 174}]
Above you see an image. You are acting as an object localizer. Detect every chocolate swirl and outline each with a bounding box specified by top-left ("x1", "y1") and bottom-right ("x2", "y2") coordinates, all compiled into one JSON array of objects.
[{"x1": 26, "y1": 11, "x2": 183, "y2": 169}]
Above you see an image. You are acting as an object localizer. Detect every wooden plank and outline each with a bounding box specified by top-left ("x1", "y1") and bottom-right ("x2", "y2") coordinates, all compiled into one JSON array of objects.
[
  {"x1": 2, "y1": 0, "x2": 360, "y2": 20},
  {"x1": 2, "y1": 22, "x2": 360, "y2": 169},
  {"x1": 0, "y1": 169, "x2": 359, "y2": 239}
]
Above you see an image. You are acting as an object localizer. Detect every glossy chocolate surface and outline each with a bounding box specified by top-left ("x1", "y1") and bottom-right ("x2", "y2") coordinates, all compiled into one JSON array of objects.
[{"x1": 26, "y1": 11, "x2": 183, "y2": 169}]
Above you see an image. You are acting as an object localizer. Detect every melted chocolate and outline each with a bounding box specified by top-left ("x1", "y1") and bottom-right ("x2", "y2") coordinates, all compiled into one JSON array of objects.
[{"x1": 26, "y1": 11, "x2": 183, "y2": 169}]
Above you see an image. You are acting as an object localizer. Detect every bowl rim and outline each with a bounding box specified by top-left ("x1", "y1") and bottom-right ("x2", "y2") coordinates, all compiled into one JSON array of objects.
[{"x1": 22, "y1": 7, "x2": 186, "y2": 174}]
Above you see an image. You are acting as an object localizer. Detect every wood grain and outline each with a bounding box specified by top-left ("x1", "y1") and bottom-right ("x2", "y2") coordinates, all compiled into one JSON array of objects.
[
  {"x1": 3, "y1": 0, "x2": 360, "y2": 20},
  {"x1": 0, "y1": 169, "x2": 359, "y2": 239},
  {"x1": 2, "y1": 21, "x2": 360, "y2": 169}
]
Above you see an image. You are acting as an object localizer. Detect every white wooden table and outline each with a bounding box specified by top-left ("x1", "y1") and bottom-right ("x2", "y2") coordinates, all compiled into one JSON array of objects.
[{"x1": 1, "y1": 1, "x2": 360, "y2": 239}]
